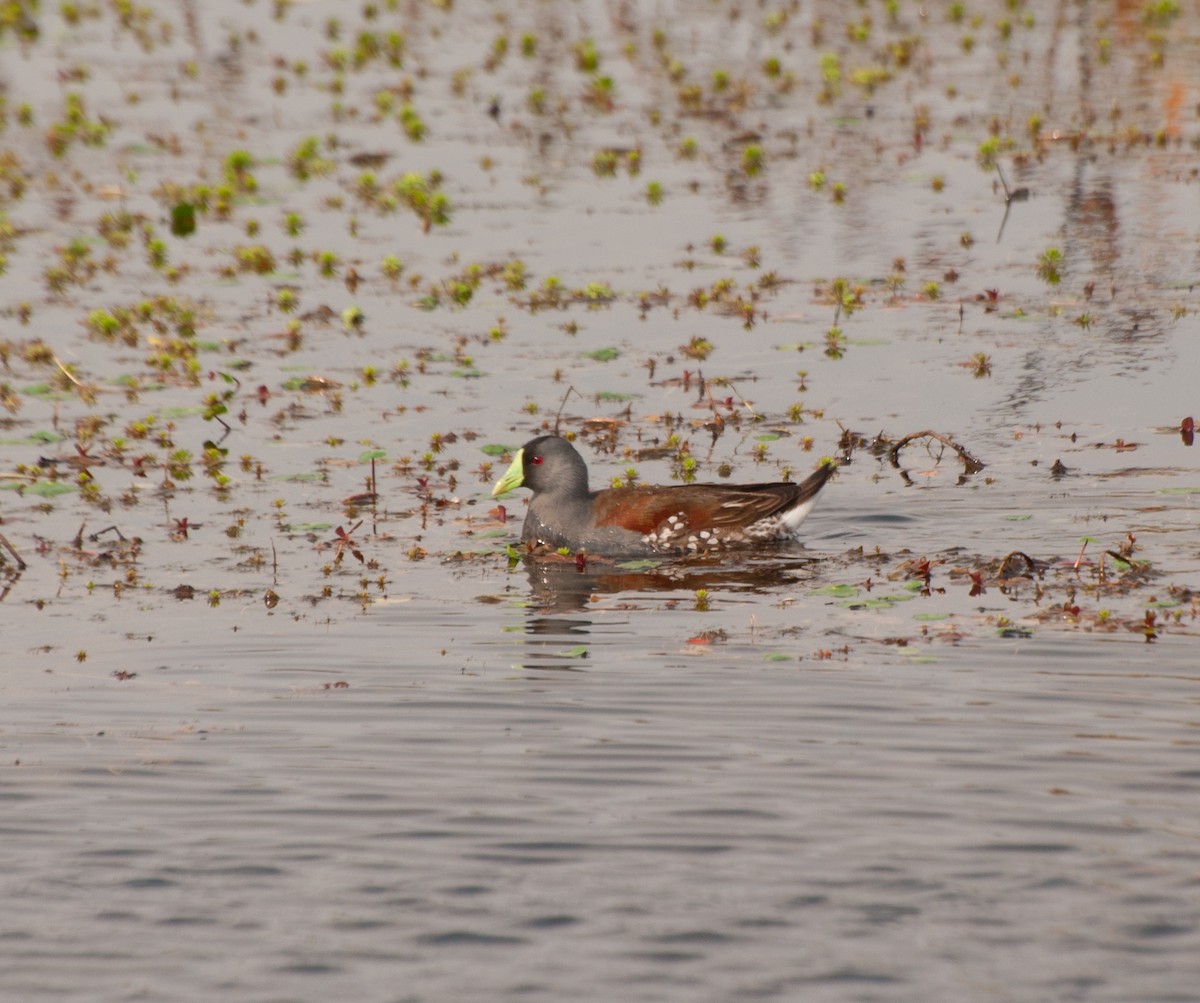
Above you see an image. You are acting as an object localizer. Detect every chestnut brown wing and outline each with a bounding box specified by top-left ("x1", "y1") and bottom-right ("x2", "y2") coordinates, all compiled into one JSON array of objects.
[{"x1": 591, "y1": 484, "x2": 799, "y2": 535}]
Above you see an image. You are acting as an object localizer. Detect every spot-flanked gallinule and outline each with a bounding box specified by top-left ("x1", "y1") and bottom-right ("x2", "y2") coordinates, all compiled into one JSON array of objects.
[{"x1": 492, "y1": 435, "x2": 836, "y2": 557}]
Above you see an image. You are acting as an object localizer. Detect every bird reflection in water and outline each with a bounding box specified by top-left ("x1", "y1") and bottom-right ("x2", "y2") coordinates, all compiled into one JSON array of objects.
[{"x1": 515, "y1": 553, "x2": 823, "y2": 672}]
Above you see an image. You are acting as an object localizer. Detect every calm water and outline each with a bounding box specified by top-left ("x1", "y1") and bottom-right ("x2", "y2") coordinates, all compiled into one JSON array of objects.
[
  {"x1": 5, "y1": 592, "x2": 1200, "y2": 1001},
  {"x1": 3, "y1": 0, "x2": 1200, "y2": 999}
]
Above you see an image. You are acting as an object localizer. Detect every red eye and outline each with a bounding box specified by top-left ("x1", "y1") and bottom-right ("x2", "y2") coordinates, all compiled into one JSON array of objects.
[{"x1": 531, "y1": 455, "x2": 543, "y2": 466}]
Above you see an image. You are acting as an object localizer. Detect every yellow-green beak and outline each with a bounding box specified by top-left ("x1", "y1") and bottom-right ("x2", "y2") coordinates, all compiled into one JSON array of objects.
[{"x1": 491, "y1": 448, "x2": 525, "y2": 497}]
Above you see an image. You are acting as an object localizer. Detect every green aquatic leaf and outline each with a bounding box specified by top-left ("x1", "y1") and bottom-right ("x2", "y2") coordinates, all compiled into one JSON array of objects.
[
  {"x1": 0, "y1": 430, "x2": 65, "y2": 446},
  {"x1": 584, "y1": 347, "x2": 619, "y2": 362},
  {"x1": 595, "y1": 391, "x2": 635, "y2": 401},
  {"x1": 358, "y1": 449, "x2": 387, "y2": 461},
  {"x1": 554, "y1": 645, "x2": 589, "y2": 659},
  {"x1": 20, "y1": 481, "x2": 76, "y2": 497},
  {"x1": 615, "y1": 559, "x2": 662, "y2": 571},
  {"x1": 810, "y1": 583, "x2": 858, "y2": 598},
  {"x1": 839, "y1": 597, "x2": 893, "y2": 609},
  {"x1": 913, "y1": 612, "x2": 951, "y2": 621},
  {"x1": 763, "y1": 652, "x2": 793, "y2": 662},
  {"x1": 111, "y1": 375, "x2": 165, "y2": 391},
  {"x1": 281, "y1": 522, "x2": 333, "y2": 532},
  {"x1": 481, "y1": 443, "x2": 514, "y2": 456},
  {"x1": 1005, "y1": 514, "x2": 1032, "y2": 521},
  {"x1": 838, "y1": 592, "x2": 916, "y2": 609}
]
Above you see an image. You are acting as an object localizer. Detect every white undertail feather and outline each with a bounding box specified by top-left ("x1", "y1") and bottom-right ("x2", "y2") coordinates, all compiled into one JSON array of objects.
[{"x1": 779, "y1": 495, "x2": 820, "y2": 536}]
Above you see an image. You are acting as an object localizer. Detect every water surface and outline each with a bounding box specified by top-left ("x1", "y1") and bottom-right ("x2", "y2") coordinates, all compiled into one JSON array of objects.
[{"x1": 2, "y1": 1, "x2": 1199, "y2": 999}]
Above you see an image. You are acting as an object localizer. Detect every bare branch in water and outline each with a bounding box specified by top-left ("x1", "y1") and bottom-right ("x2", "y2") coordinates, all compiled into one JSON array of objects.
[{"x1": 889, "y1": 430, "x2": 985, "y2": 485}]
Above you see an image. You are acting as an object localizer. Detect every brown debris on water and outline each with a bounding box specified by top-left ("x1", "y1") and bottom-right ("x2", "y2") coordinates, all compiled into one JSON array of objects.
[{"x1": 888, "y1": 430, "x2": 986, "y2": 485}]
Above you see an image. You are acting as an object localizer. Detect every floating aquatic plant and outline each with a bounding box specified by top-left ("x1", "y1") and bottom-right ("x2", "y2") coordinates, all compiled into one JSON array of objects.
[{"x1": 1036, "y1": 247, "x2": 1063, "y2": 285}]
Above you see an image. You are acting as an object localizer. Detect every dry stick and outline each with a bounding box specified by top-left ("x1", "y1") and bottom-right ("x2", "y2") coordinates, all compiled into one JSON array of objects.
[
  {"x1": 0, "y1": 530, "x2": 26, "y2": 570},
  {"x1": 832, "y1": 420, "x2": 858, "y2": 465},
  {"x1": 994, "y1": 164, "x2": 1030, "y2": 244},
  {"x1": 552, "y1": 385, "x2": 582, "y2": 436},
  {"x1": 271, "y1": 539, "x2": 278, "y2": 586},
  {"x1": 997, "y1": 551, "x2": 1038, "y2": 578},
  {"x1": 52, "y1": 354, "x2": 85, "y2": 390},
  {"x1": 697, "y1": 374, "x2": 726, "y2": 452},
  {"x1": 995, "y1": 163, "x2": 1029, "y2": 204},
  {"x1": 369, "y1": 456, "x2": 378, "y2": 536},
  {"x1": 889, "y1": 430, "x2": 986, "y2": 474},
  {"x1": 719, "y1": 377, "x2": 760, "y2": 420}
]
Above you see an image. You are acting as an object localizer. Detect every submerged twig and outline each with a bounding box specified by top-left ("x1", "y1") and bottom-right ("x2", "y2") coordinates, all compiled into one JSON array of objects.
[
  {"x1": 889, "y1": 429, "x2": 985, "y2": 485},
  {"x1": 0, "y1": 530, "x2": 26, "y2": 570}
]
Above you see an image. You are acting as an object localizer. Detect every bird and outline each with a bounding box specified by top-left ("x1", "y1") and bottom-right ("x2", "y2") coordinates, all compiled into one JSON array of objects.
[{"x1": 492, "y1": 435, "x2": 836, "y2": 557}]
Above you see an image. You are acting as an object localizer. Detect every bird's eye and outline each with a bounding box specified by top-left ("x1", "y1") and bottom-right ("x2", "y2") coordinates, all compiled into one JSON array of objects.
[{"x1": 531, "y1": 455, "x2": 543, "y2": 466}]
